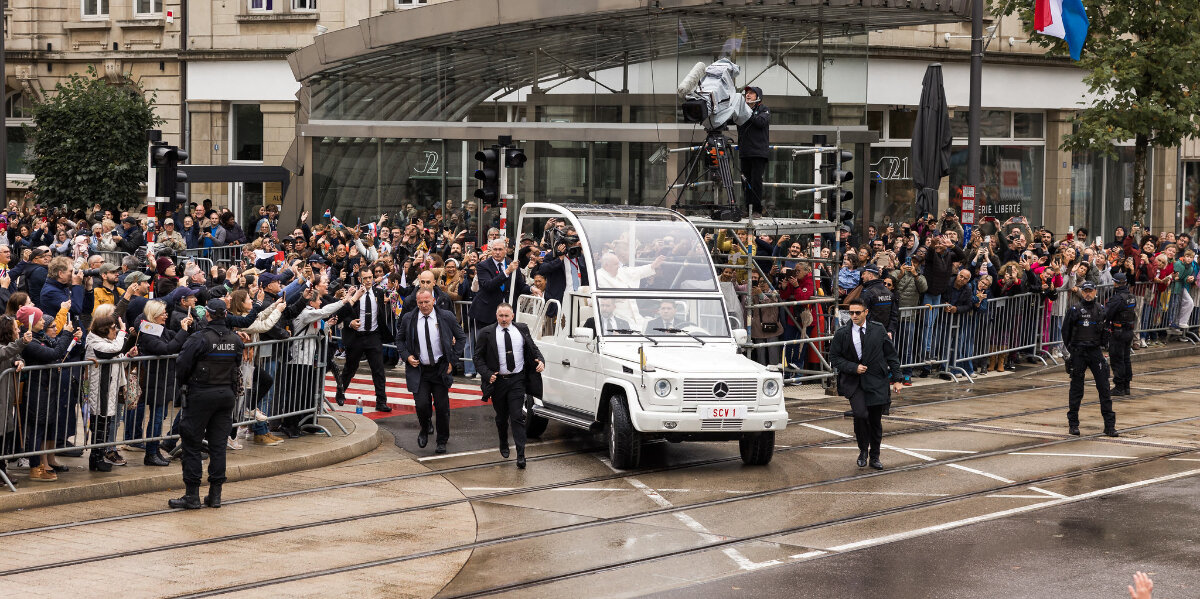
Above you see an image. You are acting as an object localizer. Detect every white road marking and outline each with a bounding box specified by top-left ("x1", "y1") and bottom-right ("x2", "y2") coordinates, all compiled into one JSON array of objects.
[
  {"x1": 945, "y1": 463, "x2": 1016, "y2": 484},
  {"x1": 787, "y1": 550, "x2": 828, "y2": 560},
  {"x1": 418, "y1": 440, "x2": 562, "y2": 461},
  {"x1": 899, "y1": 448, "x2": 979, "y2": 454},
  {"x1": 1027, "y1": 486, "x2": 1069, "y2": 499},
  {"x1": 461, "y1": 487, "x2": 632, "y2": 492},
  {"x1": 1168, "y1": 458, "x2": 1200, "y2": 462},
  {"x1": 599, "y1": 457, "x2": 778, "y2": 571},
  {"x1": 825, "y1": 469, "x2": 1200, "y2": 553},
  {"x1": 800, "y1": 423, "x2": 852, "y2": 438},
  {"x1": 985, "y1": 494, "x2": 1058, "y2": 499},
  {"x1": 1010, "y1": 452, "x2": 1134, "y2": 459},
  {"x1": 788, "y1": 491, "x2": 951, "y2": 498}
]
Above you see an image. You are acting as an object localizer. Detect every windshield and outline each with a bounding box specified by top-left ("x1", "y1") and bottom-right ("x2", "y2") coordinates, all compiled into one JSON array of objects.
[
  {"x1": 590, "y1": 297, "x2": 731, "y2": 339},
  {"x1": 576, "y1": 212, "x2": 717, "y2": 292}
]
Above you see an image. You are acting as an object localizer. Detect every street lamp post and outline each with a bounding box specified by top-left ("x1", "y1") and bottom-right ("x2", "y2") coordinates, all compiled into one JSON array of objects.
[{"x1": 968, "y1": 0, "x2": 983, "y2": 186}]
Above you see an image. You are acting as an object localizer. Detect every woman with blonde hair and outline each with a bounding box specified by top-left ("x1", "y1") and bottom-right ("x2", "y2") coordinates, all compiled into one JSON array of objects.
[{"x1": 134, "y1": 300, "x2": 192, "y2": 465}]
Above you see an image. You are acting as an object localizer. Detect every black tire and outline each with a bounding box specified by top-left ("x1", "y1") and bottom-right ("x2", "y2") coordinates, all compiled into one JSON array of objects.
[
  {"x1": 739, "y1": 431, "x2": 775, "y2": 466},
  {"x1": 607, "y1": 393, "x2": 641, "y2": 469}
]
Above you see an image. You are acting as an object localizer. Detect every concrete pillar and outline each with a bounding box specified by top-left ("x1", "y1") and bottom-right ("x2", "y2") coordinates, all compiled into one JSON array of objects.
[{"x1": 1042, "y1": 110, "x2": 1073, "y2": 233}]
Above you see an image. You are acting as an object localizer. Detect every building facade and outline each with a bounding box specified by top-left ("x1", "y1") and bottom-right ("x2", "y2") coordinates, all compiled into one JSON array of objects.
[{"x1": 2, "y1": 0, "x2": 1194, "y2": 239}]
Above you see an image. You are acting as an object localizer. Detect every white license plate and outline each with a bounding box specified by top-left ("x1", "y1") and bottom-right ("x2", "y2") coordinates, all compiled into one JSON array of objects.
[{"x1": 701, "y1": 405, "x2": 744, "y2": 419}]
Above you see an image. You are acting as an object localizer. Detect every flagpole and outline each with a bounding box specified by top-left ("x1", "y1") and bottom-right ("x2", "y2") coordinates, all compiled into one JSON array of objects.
[{"x1": 967, "y1": 0, "x2": 983, "y2": 188}]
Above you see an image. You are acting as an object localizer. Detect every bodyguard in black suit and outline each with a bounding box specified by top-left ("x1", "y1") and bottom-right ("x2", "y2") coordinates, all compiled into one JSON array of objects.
[
  {"x1": 470, "y1": 240, "x2": 532, "y2": 328},
  {"x1": 473, "y1": 303, "x2": 545, "y2": 469},
  {"x1": 395, "y1": 289, "x2": 468, "y2": 454},
  {"x1": 828, "y1": 298, "x2": 903, "y2": 470},
  {"x1": 335, "y1": 266, "x2": 394, "y2": 412},
  {"x1": 643, "y1": 299, "x2": 694, "y2": 334}
]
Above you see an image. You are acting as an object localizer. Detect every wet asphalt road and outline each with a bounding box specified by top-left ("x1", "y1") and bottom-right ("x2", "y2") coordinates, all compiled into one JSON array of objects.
[{"x1": 652, "y1": 475, "x2": 1200, "y2": 599}]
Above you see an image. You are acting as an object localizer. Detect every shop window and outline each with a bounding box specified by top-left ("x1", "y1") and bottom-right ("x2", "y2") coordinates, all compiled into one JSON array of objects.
[
  {"x1": 135, "y1": 0, "x2": 162, "y2": 15},
  {"x1": 1014, "y1": 112, "x2": 1044, "y2": 139},
  {"x1": 947, "y1": 145, "x2": 1045, "y2": 223},
  {"x1": 887, "y1": 109, "x2": 917, "y2": 139},
  {"x1": 867, "y1": 110, "x2": 884, "y2": 137},
  {"x1": 82, "y1": 0, "x2": 109, "y2": 19},
  {"x1": 231, "y1": 104, "x2": 264, "y2": 162},
  {"x1": 949, "y1": 110, "x2": 1012, "y2": 139}
]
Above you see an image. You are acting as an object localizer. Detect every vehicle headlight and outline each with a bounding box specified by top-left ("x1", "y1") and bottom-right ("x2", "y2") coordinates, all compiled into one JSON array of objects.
[
  {"x1": 763, "y1": 379, "x2": 780, "y2": 397},
  {"x1": 654, "y1": 379, "x2": 672, "y2": 397}
]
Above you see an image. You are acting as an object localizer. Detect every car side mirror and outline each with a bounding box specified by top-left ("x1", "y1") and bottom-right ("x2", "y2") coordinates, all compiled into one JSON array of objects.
[
  {"x1": 573, "y1": 327, "x2": 594, "y2": 343},
  {"x1": 732, "y1": 329, "x2": 749, "y2": 346}
]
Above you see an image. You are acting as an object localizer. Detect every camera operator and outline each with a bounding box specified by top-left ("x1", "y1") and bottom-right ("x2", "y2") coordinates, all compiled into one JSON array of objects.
[
  {"x1": 737, "y1": 86, "x2": 770, "y2": 218},
  {"x1": 537, "y1": 229, "x2": 587, "y2": 313}
]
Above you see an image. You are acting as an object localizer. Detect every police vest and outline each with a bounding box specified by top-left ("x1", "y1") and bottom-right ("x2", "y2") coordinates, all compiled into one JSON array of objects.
[
  {"x1": 190, "y1": 327, "x2": 241, "y2": 386},
  {"x1": 1071, "y1": 302, "x2": 1102, "y2": 345},
  {"x1": 863, "y1": 280, "x2": 894, "y2": 327}
]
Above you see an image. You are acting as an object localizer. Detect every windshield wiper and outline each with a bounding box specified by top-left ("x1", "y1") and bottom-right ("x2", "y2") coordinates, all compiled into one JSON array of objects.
[
  {"x1": 607, "y1": 328, "x2": 659, "y2": 345},
  {"x1": 652, "y1": 327, "x2": 706, "y2": 345}
]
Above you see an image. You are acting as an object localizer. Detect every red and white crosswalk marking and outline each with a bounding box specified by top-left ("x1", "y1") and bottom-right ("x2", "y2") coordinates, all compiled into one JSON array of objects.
[{"x1": 325, "y1": 373, "x2": 485, "y2": 420}]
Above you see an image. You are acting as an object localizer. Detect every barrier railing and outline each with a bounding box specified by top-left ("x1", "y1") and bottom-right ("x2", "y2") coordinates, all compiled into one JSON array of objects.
[
  {"x1": 96, "y1": 250, "x2": 131, "y2": 267},
  {"x1": 0, "y1": 334, "x2": 337, "y2": 492},
  {"x1": 174, "y1": 244, "x2": 247, "y2": 266}
]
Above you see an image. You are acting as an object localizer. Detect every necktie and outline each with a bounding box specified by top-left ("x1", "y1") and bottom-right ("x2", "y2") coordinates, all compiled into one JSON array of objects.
[
  {"x1": 364, "y1": 291, "x2": 373, "y2": 332},
  {"x1": 424, "y1": 315, "x2": 435, "y2": 365},
  {"x1": 859, "y1": 327, "x2": 866, "y2": 359},
  {"x1": 503, "y1": 327, "x2": 516, "y2": 372}
]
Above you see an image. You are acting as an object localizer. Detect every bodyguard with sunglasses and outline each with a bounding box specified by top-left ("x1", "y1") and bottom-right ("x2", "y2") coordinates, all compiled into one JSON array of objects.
[{"x1": 829, "y1": 298, "x2": 903, "y2": 470}]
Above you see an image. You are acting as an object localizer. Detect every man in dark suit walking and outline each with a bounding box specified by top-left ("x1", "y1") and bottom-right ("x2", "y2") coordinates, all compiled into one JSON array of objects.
[
  {"x1": 335, "y1": 266, "x2": 394, "y2": 412},
  {"x1": 396, "y1": 289, "x2": 468, "y2": 453},
  {"x1": 470, "y1": 238, "x2": 534, "y2": 330},
  {"x1": 829, "y1": 298, "x2": 903, "y2": 470},
  {"x1": 473, "y1": 303, "x2": 545, "y2": 469}
]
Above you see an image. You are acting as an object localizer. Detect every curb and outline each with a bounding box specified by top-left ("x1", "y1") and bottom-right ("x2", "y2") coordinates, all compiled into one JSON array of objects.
[
  {"x1": 0, "y1": 414, "x2": 382, "y2": 513},
  {"x1": 1007, "y1": 341, "x2": 1200, "y2": 380}
]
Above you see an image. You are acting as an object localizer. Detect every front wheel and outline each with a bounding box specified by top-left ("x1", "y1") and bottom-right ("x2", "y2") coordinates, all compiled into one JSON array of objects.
[
  {"x1": 739, "y1": 431, "x2": 775, "y2": 465},
  {"x1": 607, "y1": 393, "x2": 641, "y2": 469}
]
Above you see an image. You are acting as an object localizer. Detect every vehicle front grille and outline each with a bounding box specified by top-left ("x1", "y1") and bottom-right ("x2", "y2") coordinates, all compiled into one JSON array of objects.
[
  {"x1": 700, "y1": 419, "x2": 744, "y2": 430},
  {"x1": 683, "y1": 378, "x2": 757, "y2": 402}
]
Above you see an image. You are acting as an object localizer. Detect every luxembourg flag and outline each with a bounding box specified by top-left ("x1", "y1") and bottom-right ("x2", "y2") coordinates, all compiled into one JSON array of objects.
[{"x1": 1034, "y1": 0, "x2": 1089, "y2": 61}]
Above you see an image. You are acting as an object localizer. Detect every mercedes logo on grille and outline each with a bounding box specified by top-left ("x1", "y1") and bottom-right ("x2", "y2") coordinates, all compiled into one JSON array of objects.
[{"x1": 712, "y1": 382, "x2": 729, "y2": 398}]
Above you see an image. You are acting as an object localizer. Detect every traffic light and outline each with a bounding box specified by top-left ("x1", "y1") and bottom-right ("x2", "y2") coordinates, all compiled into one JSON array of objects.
[
  {"x1": 474, "y1": 145, "x2": 500, "y2": 202},
  {"x1": 152, "y1": 143, "x2": 189, "y2": 209},
  {"x1": 828, "y1": 149, "x2": 853, "y2": 223},
  {"x1": 504, "y1": 147, "x2": 526, "y2": 168}
]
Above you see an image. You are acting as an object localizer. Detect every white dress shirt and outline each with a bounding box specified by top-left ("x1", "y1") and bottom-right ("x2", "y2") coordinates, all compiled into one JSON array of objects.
[
  {"x1": 852, "y1": 323, "x2": 865, "y2": 361},
  {"x1": 418, "y1": 312, "x2": 443, "y2": 365},
  {"x1": 358, "y1": 290, "x2": 378, "y2": 332},
  {"x1": 496, "y1": 324, "x2": 525, "y2": 375}
]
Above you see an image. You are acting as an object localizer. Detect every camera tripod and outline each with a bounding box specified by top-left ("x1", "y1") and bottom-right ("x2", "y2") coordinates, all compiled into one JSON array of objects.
[{"x1": 672, "y1": 129, "x2": 744, "y2": 222}]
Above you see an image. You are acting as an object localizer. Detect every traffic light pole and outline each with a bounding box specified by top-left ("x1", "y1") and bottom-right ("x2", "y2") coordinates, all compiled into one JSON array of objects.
[{"x1": 499, "y1": 147, "x2": 508, "y2": 232}]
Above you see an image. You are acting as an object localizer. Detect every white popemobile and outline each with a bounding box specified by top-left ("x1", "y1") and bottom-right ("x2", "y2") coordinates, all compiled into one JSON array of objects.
[{"x1": 509, "y1": 203, "x2": 786, "y2": 469}]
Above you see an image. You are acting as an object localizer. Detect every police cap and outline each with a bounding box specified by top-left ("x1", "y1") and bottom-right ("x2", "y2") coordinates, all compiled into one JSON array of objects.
[
  {"x1": 207, "y1": 298, "x2": 228, "y2": 316},
  {"x1": 1113, "y1": 272, "x2": 1128, "y2": 285},
  {"x1": 1079, "y1": 281, "x2": 1096, "y2": 291}
]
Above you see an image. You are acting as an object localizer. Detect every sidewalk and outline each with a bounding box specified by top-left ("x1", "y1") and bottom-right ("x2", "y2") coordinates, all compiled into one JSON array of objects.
[{"x1": 0, "y1": 412, "x2": 382, "y2": 513}]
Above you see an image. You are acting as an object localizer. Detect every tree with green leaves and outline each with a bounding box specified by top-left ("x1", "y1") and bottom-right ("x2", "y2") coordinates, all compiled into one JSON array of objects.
[
  {"x1": 26, "y1": 66, "x2": 163, "y2": 211},
  {"x1": 995, "y1": 0, "x2": 1200, "y2": 228}
]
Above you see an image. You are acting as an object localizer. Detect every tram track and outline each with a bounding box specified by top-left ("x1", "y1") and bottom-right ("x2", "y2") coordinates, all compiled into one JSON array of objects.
[
  {"x1": 3, "y1": 380, "x2": 1198, "y2": 581},
  {"x1": 0, "y1": 361, "x2": 1190, "y2": 540},
  {"x1": 164, "y1": 413, "x2": 1200, "y2": 598}
]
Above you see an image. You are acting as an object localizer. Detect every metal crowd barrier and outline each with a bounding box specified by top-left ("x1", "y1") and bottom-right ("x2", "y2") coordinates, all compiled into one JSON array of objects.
[
  {"x1": 96, "y1": 250, "x2": 131, "y2": 267},
  {"x1": 0, "y1": 335, "x2": 338, "y2": 492},
  {"x1": 174, "y1": 244, "x2": 247, "y2": 266}
]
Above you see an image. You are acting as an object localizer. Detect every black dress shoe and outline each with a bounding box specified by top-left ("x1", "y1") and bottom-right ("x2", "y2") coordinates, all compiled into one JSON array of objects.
[
  {"x1": 856, "y1": 451, "x2": 868, "y2": 468},
  {"x1": 283, "y1": 426, "x2": 302, "y2": 439},
  {"x1": 336, "y1": 393, "x2": 346, "y2": 407},
  {"x1": 144, "y1": 453, "x2": 171, "y2": 467},
  {"x1": 49, "y1": 464, "x2": 69, "y2": 473},
  {"x1": 417, "y1": 431, "x2": 428, "y2": 448},
  {"x1": 375, "y1": 402, "x2": 393, "y2": 413},
  {"x1": 1104, "y1": 429, "x2": 1120, "y2": 438},
  {"x1": 499, "y1": 443, "x2": 510, "y2": 459},
  {"x1": 516, "y1": 455, "x2": 526, "y2": 469},
  {"x1": 869, "y1": 458, "x2": 884, "y2": 470},
  {"x1": 1068, "y1": 426, "x2": 1080, "y2": 436},
  {"x1": 435, "y1": 443, "x2": 447, "y2": 454}
]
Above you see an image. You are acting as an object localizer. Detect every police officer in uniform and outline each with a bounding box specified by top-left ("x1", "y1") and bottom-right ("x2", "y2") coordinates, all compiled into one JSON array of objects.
[
  {"x1": 1103, "y1": 272, "x2": 1137, "y2": 396},
  {"x1": 1062, "y1": 281, "x2": 1118, "y2": 437},
  {"x1": 859, "y1": 264, "x2": 898, "y2": 340},
  {"x1": 169, "y1": 298, "x2": 245, "y2": 510}
]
